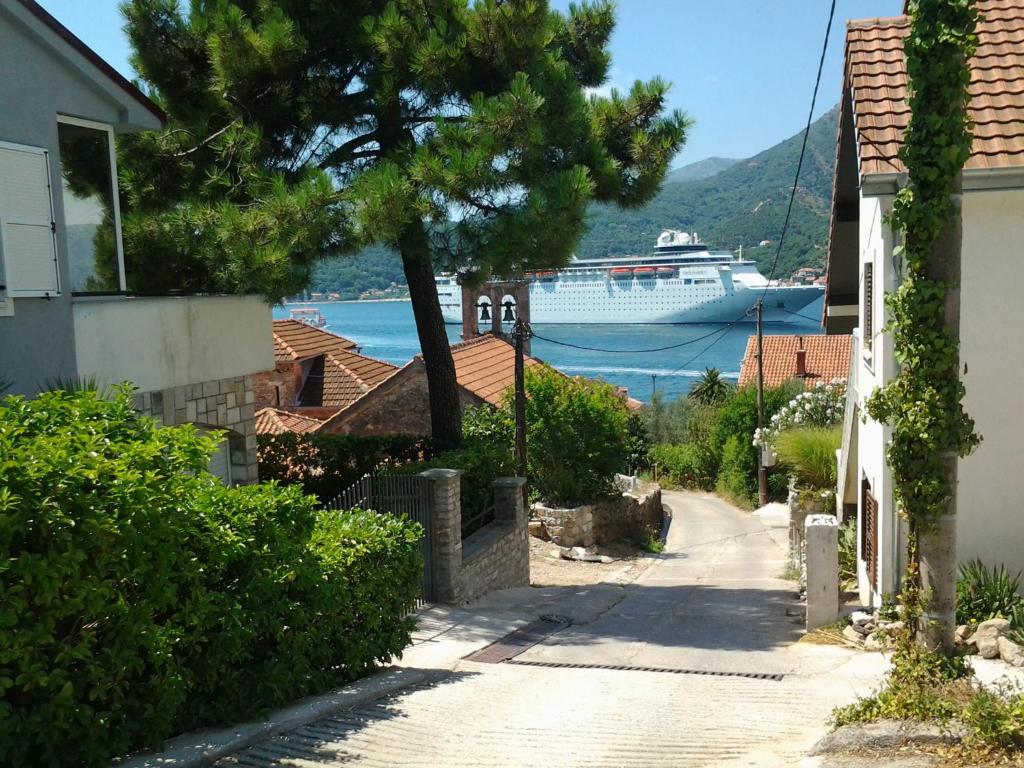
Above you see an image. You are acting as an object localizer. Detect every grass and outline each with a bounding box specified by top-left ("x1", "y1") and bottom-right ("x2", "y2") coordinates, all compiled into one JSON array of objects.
[{"x1": 641, "y1": 533, "x2": 664, "y2": 554}]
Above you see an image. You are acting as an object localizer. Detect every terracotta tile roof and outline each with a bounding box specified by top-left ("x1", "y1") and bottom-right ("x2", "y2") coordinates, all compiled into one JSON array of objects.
[
  {"x1": 448, "y1": 334, "x2": 542, "y2": 405},
  {"x1": 738, "y1": 335, "x2": 853, "y2": 390},
  {"x1": 255, "y1": 407, "x2": 324, "y2": 435},
  {"x1": 848, "y1": 1, "x2": 1024, "y2": 176},
  {"x1": 272, "y1": 319, "x2": 359, "y2": 363},
  {"x1": 296, "y1": 350, "x2": 399, "y2": 409}
]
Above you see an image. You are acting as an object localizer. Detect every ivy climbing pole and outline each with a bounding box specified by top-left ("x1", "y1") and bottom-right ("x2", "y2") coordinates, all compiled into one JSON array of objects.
[{"x1": 865, "y1": 0, "x2": 980, "y2": 654}]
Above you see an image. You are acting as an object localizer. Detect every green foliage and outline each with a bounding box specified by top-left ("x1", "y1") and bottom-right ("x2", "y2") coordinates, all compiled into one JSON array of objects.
[
  {"x1": 864, "y1": 0, "x2": 980, "y2": 528},
  {"x1": 715, "y1": 435, "x2": 754, "y2": 508},
  {"x1": 257, "y1": 432, "x2": 434, "y2": 503},
  {"x1": 626, "y1": 413, "x2": 652, "y2": 473},
  {"x1": 773, "y1": 427, "x2": 841, "y2": 490},
  {"x1": 955, "y1": 559, "x2": 1024, "y2": 626},
  {"x1": 308, "y1": 245, "x2": 406, "y2": 299},
  {"x1": 641, "y1": 392, "x2": 696, "y2": 445},
  {"x1": 688, "y1": 367, "x2": 733, "y2": 406},
  {"x1": 961, "y1": 685, "x2": 1024, "y2": 751},
  {"x1": 519, "y1": 367, "x2": 632, "y2": 505},
  {"x1": 650, "y1": 443, "x2": 709, "y2": 489},
  {"x1": 0, "y1": 390, "x2": 422, "y2": 767},
  {"x1": 575, "y1": 106, "x2": 838, "y2": 273},
  {"x1": 405, "y1": 438, "x2": 516, "y2": 521},
  {"x1": 838, "y1": 519, "x2": 858, "y2": 591}
]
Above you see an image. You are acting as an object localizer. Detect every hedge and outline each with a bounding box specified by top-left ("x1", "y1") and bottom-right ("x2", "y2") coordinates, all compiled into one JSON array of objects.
[{"x1": 0, "y1": 389, "x2": 422, "y2": 767}]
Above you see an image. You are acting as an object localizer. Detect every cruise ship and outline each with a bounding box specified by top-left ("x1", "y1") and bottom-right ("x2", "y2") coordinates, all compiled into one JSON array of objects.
[{"x1": 436, "y1": 230, "x2": 824, "y2": 324}]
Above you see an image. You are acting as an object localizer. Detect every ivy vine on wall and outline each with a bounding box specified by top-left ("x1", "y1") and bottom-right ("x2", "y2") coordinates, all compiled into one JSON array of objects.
[{"x1": 865, "y1": 0, "x2": 980, "y2": 529}]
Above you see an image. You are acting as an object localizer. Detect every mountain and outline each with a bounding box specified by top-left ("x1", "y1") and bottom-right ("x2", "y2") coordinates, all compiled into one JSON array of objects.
[
  {"x1": 308, "y1": 106, "x2": 838, "y2": 296},
  {"x1": 665, "y1": 156, "x2": 739, "y2": 184},
  {"x1": 577, "y1": 105, "x2": 838, "y2": 279}
]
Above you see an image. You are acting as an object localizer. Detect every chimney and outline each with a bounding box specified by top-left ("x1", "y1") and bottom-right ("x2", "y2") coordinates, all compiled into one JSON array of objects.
[{"x1": 795, "y1": 336, "x2": 807, "y2": 377}]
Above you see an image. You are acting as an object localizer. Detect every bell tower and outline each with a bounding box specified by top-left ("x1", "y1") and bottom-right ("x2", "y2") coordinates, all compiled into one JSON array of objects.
[{"x1": 460, "y1": 279, "x2": 531, "y2": 354}]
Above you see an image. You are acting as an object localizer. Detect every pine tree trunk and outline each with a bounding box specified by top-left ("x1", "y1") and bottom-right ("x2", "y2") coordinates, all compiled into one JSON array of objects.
[
  {"x1": 918, "y1": 177, "x2": 963, "y2": 655},
  {"x1": 398, "y1": 218, "x2": 463, "y2": 449}
]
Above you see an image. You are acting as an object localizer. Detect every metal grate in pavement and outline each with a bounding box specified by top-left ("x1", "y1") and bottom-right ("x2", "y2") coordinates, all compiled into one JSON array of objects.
[
  {"x1": 504, "y1": 659, "x2": 785, "y2": 681},
  {"x1": 463, "y1": 614, "x2": 571, "y2": 663}
]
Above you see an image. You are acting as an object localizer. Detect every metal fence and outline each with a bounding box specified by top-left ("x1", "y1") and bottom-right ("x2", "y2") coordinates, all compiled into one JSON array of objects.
[
  {"x1": 326, "y1": 473, "x2": 435, "y2": 604},
  {"x1": 461, "y1": 502, "x2": 495, "y2": 540}
]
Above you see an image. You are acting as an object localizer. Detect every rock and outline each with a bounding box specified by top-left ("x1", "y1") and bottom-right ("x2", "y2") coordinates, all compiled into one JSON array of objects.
[
  {"x1": 850, "y1": 622, "x2": 871, "y2": 636},
  {"x1": 955, "y1": 624, "x2": 973, "y2": 645},
  {"x1": 528, "y1": 520, "x2": 549, "y2": 540},
  {"x1": 809, "y1": 720, "x2": 965, "y2": 756},
  {"x1": 998, "y1": 636, "x2": 1024, "y2": 667},
  {"x1": 843, "y1": 625, "x2": 864, "y2": 645},
  {"x1": 850, "y1": 610, "x2": 874, "y2": 626},
  {"x1": 974, "y1": 618, "x2": 1011, "y2": 659},
  {"x1": 880, "y1": 620, "x2": 905, "y2": 633},
  {"x1": 864, "y1": 631, "x2": 890, "y2": 651}
]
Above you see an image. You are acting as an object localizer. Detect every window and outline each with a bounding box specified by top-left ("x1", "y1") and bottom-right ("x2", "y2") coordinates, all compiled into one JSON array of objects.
[
  {"x1": 0, "y1": 141, "x2": 59, "y2": 297},
  {"x1": 861, "y1": 477, "x2": 878, "y2": 589},
  {"x1": 863, "y1": 261, "x2": 874, "y2": 351},
  {"x1": 57, "y1": 117, "x2": 125, "y2": 292}
]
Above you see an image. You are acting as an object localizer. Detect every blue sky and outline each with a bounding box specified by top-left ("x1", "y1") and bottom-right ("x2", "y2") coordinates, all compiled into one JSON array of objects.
[{"x1": 39, "y1": 0, "x2": 899, "y2": 165}]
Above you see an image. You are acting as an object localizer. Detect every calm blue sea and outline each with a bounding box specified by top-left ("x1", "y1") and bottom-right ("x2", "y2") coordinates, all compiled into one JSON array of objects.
[{"x1": 273, "y1": 298, "x2": 825, "y2": 403}]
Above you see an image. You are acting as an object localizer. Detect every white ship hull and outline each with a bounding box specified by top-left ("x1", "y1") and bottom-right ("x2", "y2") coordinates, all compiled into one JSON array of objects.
[{"x1": 438, "y1": 245, "x2": 824, "y2": 325}]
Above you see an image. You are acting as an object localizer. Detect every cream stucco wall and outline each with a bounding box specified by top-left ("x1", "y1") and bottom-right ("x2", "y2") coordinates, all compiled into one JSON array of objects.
[
  {"x1": 957, "y1": 188, "x2": 1024, "y2": 573},
  {"x1": 851, "y1": 186, "x2": 1024, "y2": 604},
  {"x1": 73, "y1": 295, "x2": 274, "y2": 393}
]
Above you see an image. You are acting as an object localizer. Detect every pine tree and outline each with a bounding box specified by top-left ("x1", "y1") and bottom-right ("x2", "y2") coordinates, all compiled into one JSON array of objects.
[{"x1": 123, "y1": 0, "x2": 689, "y2": 447}]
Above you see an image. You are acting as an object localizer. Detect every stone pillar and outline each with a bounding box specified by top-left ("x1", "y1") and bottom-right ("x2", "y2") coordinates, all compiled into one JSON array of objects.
[
  {"x1": 493, "y1": 476, "x2": 530, "y2": 588},
  {"x1": 493, "y1": 477, "x2": 527, "y2": 524},
  {"x1": 421, "y1": 468, "x2": 464, "y2": 603},
  {"x1": 805, "y1": 514, "x2": 840, "y2": 631},
  {"x1": 460, "y1": 284, "x2": 478, "y2": 339},
  {"x1": 488, "y1": 286, "x2": 503, "y2": 336}
]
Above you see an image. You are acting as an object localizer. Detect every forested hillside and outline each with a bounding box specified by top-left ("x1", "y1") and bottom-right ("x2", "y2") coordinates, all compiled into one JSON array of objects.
[
  {"x1": 576, "y1": 105, "x2": 838, "y2": 279},
  {"x1": 309, "y1": 106, "x2": 838, "y2": 297}
]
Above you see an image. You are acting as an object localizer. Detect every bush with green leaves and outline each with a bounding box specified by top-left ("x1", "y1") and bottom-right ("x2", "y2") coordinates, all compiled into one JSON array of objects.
[
  {"x1": 519, "y1": 367, "x2": 632, "y2": 505},
  {"x1": 641, "y1": 392, "x2": 697, "y2": 444},
  {"x1": 753, "y1": 379, "x2": 846, "y2": 452},
  {"x1": 773, "y1": 426, "x2": 841, "y2": 490},
  {"x1": 257, "y1": 431, "x2": 433, "y2": 502},
  {"x1": 956, "y1": 559, "x2": 1024, "y2": 627},
  {"x1": 0, "y1": 389, "x2": 422, "y2": 767},
  {"x1": 715, "y1": 435, "x2": 754, "y2": 507},
  {"x1": 649, "y1": 443, "x2": 710, "y2": 489},
  {"x1": 838, "y1": 519, "x2": 858, "y2": 590}
]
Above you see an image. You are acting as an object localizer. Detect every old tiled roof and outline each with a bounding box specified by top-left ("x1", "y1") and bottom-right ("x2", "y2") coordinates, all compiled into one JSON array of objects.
[
  {"x1": 254, "y1": 407, "x2": 324, "y2": 435},
  {"x1": 848, "y1": 1, "x2": 1024, "y2": 176},
  {"x1": 738, "y1": 335, "x2": 852, "y2": 390},
  {"x1": 272, "y1": 319, "x2": 359, "y2": 363},
  {"x1": 449, "y1": 334, "x2": 542, "y2": 405},
  {"x1": 296, "y1": 350, "x2": 399, "y2": 409}
]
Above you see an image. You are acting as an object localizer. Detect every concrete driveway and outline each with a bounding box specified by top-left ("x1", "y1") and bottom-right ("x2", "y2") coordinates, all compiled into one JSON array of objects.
[{"x1": 216, "y1": 490, "x2": 887, "y2": 767}]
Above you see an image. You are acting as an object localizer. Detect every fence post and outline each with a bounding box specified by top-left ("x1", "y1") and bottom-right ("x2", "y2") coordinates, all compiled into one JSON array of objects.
[
  {"x1": 805, "y1": 514, "x2": 840, "y2": 631},
  {"x1": 421, "y1": 469, "x2": 463, "y2": 603}
]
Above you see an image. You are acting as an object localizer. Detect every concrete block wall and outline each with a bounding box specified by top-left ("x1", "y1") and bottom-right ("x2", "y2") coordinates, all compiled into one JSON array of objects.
[{"x1": 132, "y1": 374, "x2": 259, "y2": 484}]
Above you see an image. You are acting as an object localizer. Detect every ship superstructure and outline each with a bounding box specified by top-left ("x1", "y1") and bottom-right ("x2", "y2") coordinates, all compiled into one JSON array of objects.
[{"x1": 437, "y1": 230, "x2": 823, "y2": 324}]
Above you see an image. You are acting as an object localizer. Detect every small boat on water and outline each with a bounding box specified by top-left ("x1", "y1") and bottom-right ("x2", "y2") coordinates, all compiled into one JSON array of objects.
[{"x1": 289, "y1": 307, "x2": 328, "y2": 328}]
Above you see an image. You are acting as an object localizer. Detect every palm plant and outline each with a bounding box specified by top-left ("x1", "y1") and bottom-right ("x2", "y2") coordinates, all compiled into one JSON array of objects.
[{"x1": 688, "y1": 367, "x2": 732, "y2": 406}]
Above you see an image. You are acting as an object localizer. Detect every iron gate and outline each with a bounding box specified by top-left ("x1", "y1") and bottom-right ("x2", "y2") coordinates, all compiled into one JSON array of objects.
[{"x1": 326, "y1": 474, "x2": 435, "y2": 604}]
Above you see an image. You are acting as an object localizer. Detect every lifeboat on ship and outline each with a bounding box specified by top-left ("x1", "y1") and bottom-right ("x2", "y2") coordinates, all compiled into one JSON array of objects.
[
  {"x1": 633, "y1": 267, "x2": 656, "y2": 277},
  {"x1": 657, "y1": 266, "x2": 676, "y2": 277},
  {"x1": 610, "y1": 267, "x2": 633, "y2": 279}
]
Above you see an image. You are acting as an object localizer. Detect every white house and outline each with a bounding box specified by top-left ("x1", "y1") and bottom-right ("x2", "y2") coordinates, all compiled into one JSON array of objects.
[
  {"x1": 824, "y1": 1, "x2": 1024, "y2": 606},
  {"x1": 0, "y1": 0, "x2": 273, "y2": 483}
]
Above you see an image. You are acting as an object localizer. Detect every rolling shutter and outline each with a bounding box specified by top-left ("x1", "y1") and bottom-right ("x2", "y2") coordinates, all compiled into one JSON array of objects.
[{"x1": 0, "y1": 143, "x2": 59, "y2": 297}]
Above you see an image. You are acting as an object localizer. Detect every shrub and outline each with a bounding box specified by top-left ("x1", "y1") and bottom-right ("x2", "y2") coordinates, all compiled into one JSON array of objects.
[
  {"x1": 961, "y1": 685, "x2": 1024, "y2": 750},
  {"x1": 257, "y1": 431, "x2": 433, "y2": 502},
  {"x1": 715, "y1": 434, "x2": 755, "y2": 507},
  {"x1": 838, "y1": 518, "x2": 858, "y2": 590},
  {"x1": 402, "y1": 438, "x2": 516, "y2": 520},
  {"x1": 641, "y1": 392, "x2": 696, "y2": 444},
  {"x1": 956, "y1": 559, "x2": 1024, "y2": 626},
  {"x1": 773, "y1": 426, "x2": 841, "y2": 490},
  {"x1": 0, "y1": 389, "x2": 422, "y2": 767},
  {"x1": 650, "y1": 443, "x2": 709, "y2": 488},
  {"x1": 753, "y1": 378, "x2": 845, "y2": 451}
]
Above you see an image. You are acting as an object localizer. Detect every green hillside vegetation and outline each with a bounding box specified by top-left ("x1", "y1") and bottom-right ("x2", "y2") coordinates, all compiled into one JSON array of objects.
[
  {"x1": 576, "y1": 105, "x2": 838, "y2": 279},
  {"x1": 665, "y1": 156, "x2": 739, "y2": 183},
  {"x1": 307, "y1": 107, "x2": 837, "y2": 297}
]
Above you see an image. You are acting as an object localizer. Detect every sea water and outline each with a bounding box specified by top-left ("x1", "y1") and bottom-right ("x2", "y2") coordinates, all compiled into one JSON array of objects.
[{"x1": 273, "y1": 298, "x2": 825, "y2": 403}]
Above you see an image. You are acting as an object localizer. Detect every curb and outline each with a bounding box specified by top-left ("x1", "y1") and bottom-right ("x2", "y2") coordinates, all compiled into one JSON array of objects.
[{"x1": 116, "y1": 666, "x2": 446, "y2": 768}]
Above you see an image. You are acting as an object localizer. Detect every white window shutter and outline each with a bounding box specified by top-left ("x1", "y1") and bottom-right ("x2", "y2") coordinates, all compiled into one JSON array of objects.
[{"x1": 0, "y1": 143, "x2": 59, "y2": 297}]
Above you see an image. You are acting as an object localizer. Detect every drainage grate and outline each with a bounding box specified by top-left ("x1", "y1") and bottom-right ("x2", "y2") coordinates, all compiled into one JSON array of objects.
[
  {"x1": 464, "y1": 615, "x2": 571, "y2": 663},
  {"x1": 504, "y1": 659, "x2": 785, "y2": 681}
]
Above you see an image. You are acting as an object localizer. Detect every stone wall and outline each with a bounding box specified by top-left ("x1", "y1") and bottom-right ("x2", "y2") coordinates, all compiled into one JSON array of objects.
[
  {"x1": 252, "y1": 361, "x2": 299, "y2": 410},
  {"x1": 132, "y1": 374, "x2": 259, "y2": 484},
  {"x1": 422, "y1": 471, "x2": 530, "y2": 604},
  {"x1": 532, "y1": 479, "x2": 663, "y2": 548}
]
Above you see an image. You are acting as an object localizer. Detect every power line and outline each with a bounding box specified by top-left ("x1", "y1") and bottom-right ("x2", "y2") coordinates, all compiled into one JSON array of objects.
[
  {"x1": 760, "y1": 0, "x2": 838, "y2": 295},
  {"x1": 530, "y1": 322, "x2": 743, "y2": 354}
]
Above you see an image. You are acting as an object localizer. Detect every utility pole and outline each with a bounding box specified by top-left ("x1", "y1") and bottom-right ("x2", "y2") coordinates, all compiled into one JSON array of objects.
[
  {"x1": 512, "y1": 318, "x2": 529, "y2": 488},
  {"x1": 755, "y1": 298, "x2": 768, "y2": 507}
]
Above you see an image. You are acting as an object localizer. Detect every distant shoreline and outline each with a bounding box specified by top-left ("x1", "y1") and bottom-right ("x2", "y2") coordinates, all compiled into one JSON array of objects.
[{"x1": 283, "y1": 297, "x2": 412, "y2": 306}]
